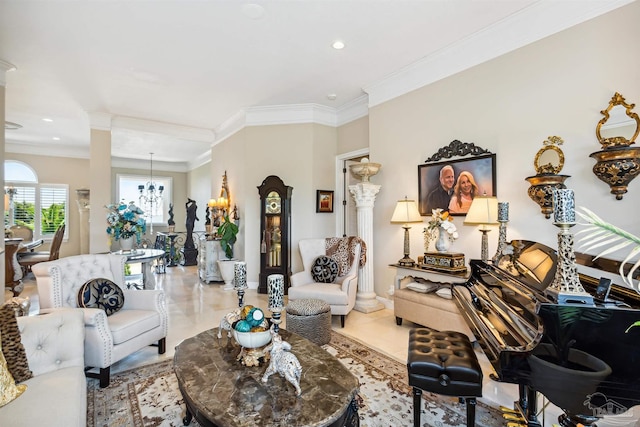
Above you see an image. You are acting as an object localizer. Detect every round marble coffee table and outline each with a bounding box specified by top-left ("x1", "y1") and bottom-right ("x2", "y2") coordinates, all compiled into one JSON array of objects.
[{"x1": 173, "y1": 328, "x2": 359, "y2": 427}]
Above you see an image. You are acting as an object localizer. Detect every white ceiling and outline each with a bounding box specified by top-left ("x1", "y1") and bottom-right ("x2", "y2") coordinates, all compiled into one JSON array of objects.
[{"x1": 1, "y1": 0, "x2": 634, "y2": 171}]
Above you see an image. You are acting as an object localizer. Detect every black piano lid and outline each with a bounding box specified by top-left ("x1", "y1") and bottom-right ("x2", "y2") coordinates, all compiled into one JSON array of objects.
[{"x1": 458, "y1": 239, "x2": 640, "y2": 420}]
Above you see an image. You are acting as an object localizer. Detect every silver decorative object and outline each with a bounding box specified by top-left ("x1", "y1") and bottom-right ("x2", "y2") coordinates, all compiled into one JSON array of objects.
[
  {"x1": 234, "y1": 261, "x2": 247, "y2": 307},
  {"x1": 552, "y1": 189, "x2": 575, "y2": 224},
  {"x1": 262, "y1": 328, "x2": 302, "y2": 396},
  {"x1": 492, "y1": 202, "x2": 509, "y2": 264},
  {"x1": 268, "y1": 274, "x2": 285, "y2": 333},
  {"x1": 547, "y1": 189, "x2": 592, "y2": 304}
]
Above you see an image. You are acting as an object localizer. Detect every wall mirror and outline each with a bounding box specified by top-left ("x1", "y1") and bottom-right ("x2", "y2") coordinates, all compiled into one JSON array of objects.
[
  {"x1": 534, "y1": 137, "x2": 565, "y2": 174},
  {"x1": 595, "y1": 92, "x2": 640, "y2": 148},
  {"x1": 525, "y1": 136, "x2": 570, "y2": 219},
  {"x1": 590, "y1": 92, "x2": 640, "y2": 200}
]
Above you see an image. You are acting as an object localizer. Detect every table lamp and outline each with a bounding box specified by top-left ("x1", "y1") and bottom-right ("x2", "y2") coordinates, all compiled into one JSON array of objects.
[
  {"x1": 390, "y1": 196, "x2": 423, "y2": 266},
  {"x1": 464, "y1": 195, "x2": 498, "y2": 262}
]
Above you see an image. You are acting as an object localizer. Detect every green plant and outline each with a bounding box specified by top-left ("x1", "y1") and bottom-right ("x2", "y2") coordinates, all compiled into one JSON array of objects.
[
  {"x1": 576, "y1": 207, "x2": 640, "y2": 291},
  {"x1": 217, "y1": 215, "x2": 238, "y2": 259}
]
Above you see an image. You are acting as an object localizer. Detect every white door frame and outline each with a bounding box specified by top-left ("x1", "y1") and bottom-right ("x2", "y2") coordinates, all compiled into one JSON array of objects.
[{"x1": 334, "y1": 148, "x2": 369, "y2": 236}]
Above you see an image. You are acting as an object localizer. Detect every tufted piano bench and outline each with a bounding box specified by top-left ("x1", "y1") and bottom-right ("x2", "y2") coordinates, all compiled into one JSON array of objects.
[{"x1": 407, "y1": 327, "x2": 482, "y2": 427}]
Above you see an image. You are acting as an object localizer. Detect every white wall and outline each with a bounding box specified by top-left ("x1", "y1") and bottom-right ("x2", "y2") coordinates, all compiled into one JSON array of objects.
[{"x1": 370, "y1": 1, "x2": 640, "y2": 297}]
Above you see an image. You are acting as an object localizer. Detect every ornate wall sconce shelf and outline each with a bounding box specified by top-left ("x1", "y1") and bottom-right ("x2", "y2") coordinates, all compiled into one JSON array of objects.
[
  {"x1": 590, "y1": 92, "x2": 640, "y2": 200},
  {"x1": 525, "y1": 136, "x2": 570, "y2": 219}
]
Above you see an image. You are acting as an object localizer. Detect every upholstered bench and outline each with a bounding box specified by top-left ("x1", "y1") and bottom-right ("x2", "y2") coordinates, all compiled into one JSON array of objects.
[
  {"x1": 407, "y1": 327, "x2": 482, "y2": 427},
  {"x1": 394, "y1": 276, "x2": 475, "y2": 340},
  {"x1": 285, "y1": 298, "x2": 332, "y2": 346}
]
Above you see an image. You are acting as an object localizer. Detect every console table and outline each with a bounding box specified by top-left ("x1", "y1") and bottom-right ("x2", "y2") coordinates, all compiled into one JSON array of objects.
[
  {"x1": 389, "y1": 263, "x2": 469, "y2": 289},
  {"x1": 174, "y1": 328, "x2": 359, "y2": 427},
  {"x1": 390, "y1": 263, "x2": 474, "y2": 339},
  {"x1": 198, "y1": 235, "x2": 224, "y2": 283}
]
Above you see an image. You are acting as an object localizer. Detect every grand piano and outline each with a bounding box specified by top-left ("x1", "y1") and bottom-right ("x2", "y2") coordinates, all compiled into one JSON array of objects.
[{"x1": 453, "y1": 240, "x2": 640, "y2": 427}]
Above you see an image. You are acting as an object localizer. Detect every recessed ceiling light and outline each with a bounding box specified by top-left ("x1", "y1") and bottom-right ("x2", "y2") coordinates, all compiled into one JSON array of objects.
[
  {"x1": 52, "y1": 137, "x2": 60, "y2": 141},
  {"x1": 332, "y1": 40, "x2": 345, "y2": 50},
  {"x1": 42, "y1": 118, "x2": 53, "y2": 122}
]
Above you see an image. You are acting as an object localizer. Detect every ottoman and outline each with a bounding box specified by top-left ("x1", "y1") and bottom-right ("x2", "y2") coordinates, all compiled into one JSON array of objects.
[
  {"x1": 407, "y1": 327, "x2": 482, "y2": 427},
  {"x1": 286, "y1": 298, "x2": 332, "y2": 346}
]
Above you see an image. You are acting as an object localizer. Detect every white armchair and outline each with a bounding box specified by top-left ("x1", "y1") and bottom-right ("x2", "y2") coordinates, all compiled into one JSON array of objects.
[
  {"x1": 289, "y1": 237, "x2": 364, "y2": 327},
  {"x1": 33, "y1": 254, "x2": 168, "y2": 388}
]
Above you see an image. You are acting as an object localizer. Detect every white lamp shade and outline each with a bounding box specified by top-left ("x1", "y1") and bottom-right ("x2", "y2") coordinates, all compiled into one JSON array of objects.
[
  {"x1": 390, "y1": 198, "x2": 422, "y2": 224},
  {"x1": 464, "y1": 196, "x2": 499, "y2": 225}
]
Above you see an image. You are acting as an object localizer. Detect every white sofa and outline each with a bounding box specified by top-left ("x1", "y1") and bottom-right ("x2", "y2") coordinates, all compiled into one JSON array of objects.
[{"x1": 0, "y1": 309, "x2": 86, "y2": 426}]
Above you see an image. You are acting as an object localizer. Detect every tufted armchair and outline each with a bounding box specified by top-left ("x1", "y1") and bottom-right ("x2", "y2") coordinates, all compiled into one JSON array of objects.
[
  {"x1": 289, "y1": 237, "x2": 364, "y2": 327},
  {"x1": 0, "y1": 309, "x2": 86, "y2": 426},
  {"x1": 32, "y1": 254, "x2": 168, "y2": 388}
]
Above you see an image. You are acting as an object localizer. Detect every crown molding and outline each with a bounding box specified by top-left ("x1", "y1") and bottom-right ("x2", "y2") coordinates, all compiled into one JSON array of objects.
[
  {"x1": 111, "y1": 156, "x2": 189, "y2": 173},
  {"x1": 187, "y1": 150, "x2": 212, "y2": 171},
  {"x1": 363, "y1": 0, "x2": 635, "y2": 107},
  {"x1": 0, "y1": 59, "x2": 16, "y2": 86},
  {"x1": 112, "y1": 116, "x2": 215, "y2": 143},
  {"x1": 6, "y1": 140, "x2": 89, "y2": 159},
  {"x1": 336, "y1": 95, "x2": 369, "y2": 127},
  {"x1": 213, "y1": 101, "x2": 371, "y2": 146},
  {"x1": 244, "y1": 103, "x2": 337, "y2": 127}
]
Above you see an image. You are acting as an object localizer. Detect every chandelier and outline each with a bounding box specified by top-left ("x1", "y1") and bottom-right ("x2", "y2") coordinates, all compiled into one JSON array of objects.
[{"x1": 138, "y1": 152, "x2": 164, "y2": 233}]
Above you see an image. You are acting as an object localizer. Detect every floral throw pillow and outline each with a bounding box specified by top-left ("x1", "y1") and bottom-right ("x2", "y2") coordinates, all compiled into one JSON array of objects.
[
  {"x1": 311, "y1": 256, "x2": 339, "y2": 283},
  {"x1": 77, "y1": 278, "x2": 125, "y2": 316}
]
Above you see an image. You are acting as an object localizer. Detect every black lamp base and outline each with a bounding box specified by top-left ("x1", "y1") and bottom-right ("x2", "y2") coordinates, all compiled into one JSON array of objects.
[{"x1": 398, "y1": 255, "x2": 416, "y2": 267}]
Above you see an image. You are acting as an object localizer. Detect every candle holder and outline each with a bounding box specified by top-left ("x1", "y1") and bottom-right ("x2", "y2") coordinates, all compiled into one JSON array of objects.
[
  {"x1": 546, "y1": 189, "x2": 593, "y2": 304},
  {"x1": 234, "y1": 262, "x2": 247, "y2": 307},
  {"x1": 492, "y1": 202, "x2": 509, "y2": 264},
  {"x1": 267, "y1": 274, "x2": 285, "y2": 333}
]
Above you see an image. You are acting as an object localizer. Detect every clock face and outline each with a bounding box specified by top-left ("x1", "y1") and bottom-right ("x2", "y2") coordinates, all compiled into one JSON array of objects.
[{"x1": 266, "y1": 192, "x2": 281, "y2": 214}]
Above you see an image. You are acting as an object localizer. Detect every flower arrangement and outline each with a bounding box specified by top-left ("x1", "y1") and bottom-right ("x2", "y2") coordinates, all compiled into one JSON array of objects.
[
  {"x1": 105, "y1": 201, "x2": 146, "y2": 243},
  {"x1": 423, "y1": 208, "x2": 458, "y2": 251}
]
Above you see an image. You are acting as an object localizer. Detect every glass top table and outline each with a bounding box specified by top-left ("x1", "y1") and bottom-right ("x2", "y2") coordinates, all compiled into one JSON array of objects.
[
  {"x1": 174, "y1": 328, "x2": 360, "y2": 427},
  {"x1": 111, "y1": 248, "x2": 165, "y2": 289}
]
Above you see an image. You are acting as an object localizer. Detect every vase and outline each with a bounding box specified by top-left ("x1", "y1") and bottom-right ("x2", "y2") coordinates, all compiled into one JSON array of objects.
[
  {"x1": 120, "y1": 236, "x2": 135, "y2": 252},
  {"x1": 217, "y1": 259, "x2": 237, "y2": 291},
  {"x1": 435, "y1": 226, "x2": 450, "y2": 253}
]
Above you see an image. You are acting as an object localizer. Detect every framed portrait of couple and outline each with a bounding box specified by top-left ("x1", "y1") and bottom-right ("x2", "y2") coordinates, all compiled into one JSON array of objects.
[{"x1": 418, "y1": 153, "x2": 496, "y2": 216}]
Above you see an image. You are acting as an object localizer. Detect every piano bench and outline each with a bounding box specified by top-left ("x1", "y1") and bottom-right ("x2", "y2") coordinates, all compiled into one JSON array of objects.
[{"x1": 407, "y1": 328, "x2": 482, "y2": 427}]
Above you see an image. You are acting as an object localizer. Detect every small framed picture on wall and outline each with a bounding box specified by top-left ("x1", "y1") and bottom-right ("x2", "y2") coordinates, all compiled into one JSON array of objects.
[{"x1": 316, "y1": 190, "x2": 334, "y2": 213}]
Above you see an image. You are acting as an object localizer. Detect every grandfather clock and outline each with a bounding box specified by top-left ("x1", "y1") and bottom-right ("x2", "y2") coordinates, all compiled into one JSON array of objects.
[{"x1": 258, "y1": 175, "x2": 293, "y2": 294}]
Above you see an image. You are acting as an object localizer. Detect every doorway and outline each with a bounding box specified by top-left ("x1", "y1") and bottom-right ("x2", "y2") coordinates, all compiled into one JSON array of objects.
[{"x1": 335, "y1": 149, "x2": 369, "y2": 237}]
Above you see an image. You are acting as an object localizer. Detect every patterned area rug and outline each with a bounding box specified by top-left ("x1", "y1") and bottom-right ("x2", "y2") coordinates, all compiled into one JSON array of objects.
[{"x1": 87, "y1": 331, "x2": 503, "y2": 427}]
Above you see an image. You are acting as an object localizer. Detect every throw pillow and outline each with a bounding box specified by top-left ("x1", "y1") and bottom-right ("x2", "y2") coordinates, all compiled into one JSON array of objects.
[
  {"x1": 0, "y1": 331, "x2": 27, "y2": 407},
  {"x1": 405, "y1": 282, "x2": 439, "y2": 293},
  {"x1": 77, "y1": 278, "x2": 125, "y2": 316},
  {"x1": 435, "y1": 287, "x2": 453, "y2": 300},
  {"x1": 311, "y1": 256, "x2": 339, "y2": 283},
  {"x1": 0, "y1": 302, "x2": 32, "y2": 383}
]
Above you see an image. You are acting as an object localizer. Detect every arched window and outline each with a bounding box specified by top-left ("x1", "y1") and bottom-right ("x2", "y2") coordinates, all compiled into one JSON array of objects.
[{"x1": 5, "y1": 160, "x2": 68, "y2": 240}]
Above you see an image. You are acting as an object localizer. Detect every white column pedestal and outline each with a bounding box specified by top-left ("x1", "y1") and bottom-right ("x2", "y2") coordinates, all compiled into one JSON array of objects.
[{"x1": 349, "y1": 182, "x2": 383, "y2": 313}]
